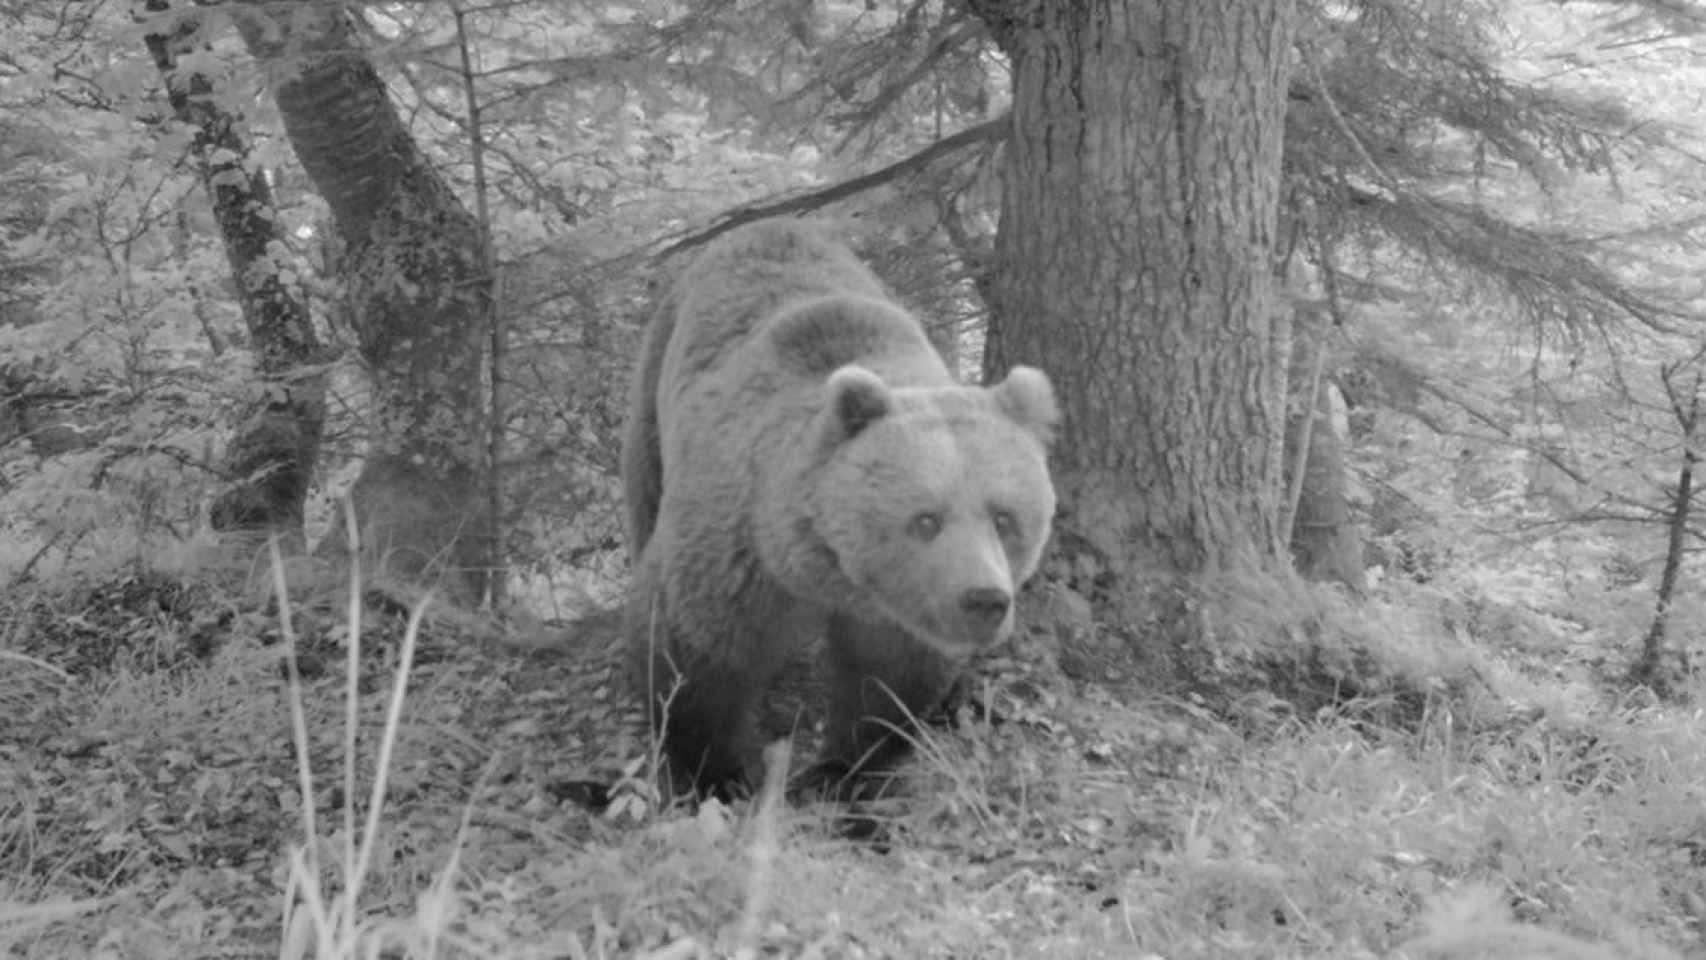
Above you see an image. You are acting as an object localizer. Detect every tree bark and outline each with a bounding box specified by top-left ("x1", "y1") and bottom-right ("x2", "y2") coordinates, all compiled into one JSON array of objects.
[
  {"x1": 971, "y1": 0, "x2": 1297, "y2": 601},
  {"x1": 231, "y1": 0, "x2": 494, "y2": 601},
  {"x1": 142, "y1": 1, "x2": 326, "y2": 545}
]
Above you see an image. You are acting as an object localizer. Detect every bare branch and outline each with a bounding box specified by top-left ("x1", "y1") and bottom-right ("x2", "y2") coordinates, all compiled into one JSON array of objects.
[{"x1": 657, "y1": 113, "x2": 1010, "y2": 260}]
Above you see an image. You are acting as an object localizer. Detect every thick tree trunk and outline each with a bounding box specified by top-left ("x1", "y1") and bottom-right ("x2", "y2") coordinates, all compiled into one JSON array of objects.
[
  {"x1": 142, "y1": 1, "x2": 326, "y2": 546},
  {"x1": 972, "y1": 0, "x2": 1297, "y2": 600},
  {"x1": 232, "y1": 1, "x2": 494, "y2": 601}
]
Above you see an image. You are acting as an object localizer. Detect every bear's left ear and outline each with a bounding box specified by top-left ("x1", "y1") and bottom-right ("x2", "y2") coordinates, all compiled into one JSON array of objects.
[
  {"x1": 990, "y1": 366, "x2": 1058, "y2": 443},
  {"x1": 823, "y1": 364, "x2": 891, "y2": 442}
]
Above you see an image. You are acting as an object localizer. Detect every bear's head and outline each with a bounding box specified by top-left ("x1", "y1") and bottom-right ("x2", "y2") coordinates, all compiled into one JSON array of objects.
[{"x1": 807, "y1": 363, "x2": 1058, "y2": 654}]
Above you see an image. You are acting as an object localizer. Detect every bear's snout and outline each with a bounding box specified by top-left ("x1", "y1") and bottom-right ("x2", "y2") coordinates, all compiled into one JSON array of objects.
[{"x1": 958, "y1": 587, "x2": 1012, "y2": 636}]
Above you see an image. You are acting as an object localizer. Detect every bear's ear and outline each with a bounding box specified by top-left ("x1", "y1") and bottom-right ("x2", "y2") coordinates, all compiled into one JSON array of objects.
[
  {"x1": 991, "y1": 366, "x2": 1058, "y2": 442},
  {"x1": 824, "y1": 364, "x2": 891, "y2": 441}
]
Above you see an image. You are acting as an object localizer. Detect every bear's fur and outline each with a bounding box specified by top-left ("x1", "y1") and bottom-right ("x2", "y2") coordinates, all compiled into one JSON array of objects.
[{"x1": 621, "y1": 219, "x2": 1058, "y2": 797}]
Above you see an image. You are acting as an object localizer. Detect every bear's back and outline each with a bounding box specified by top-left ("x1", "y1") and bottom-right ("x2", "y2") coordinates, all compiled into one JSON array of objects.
[
  {"x1": 763, "y1": 293, "x2": 948, "y2": 387},
  {"x1": 665, "y1": 221, "x2": 898, "y2": 380}
]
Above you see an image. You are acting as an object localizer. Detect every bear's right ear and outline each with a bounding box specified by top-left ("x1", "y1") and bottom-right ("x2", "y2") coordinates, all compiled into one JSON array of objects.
[
  {"x1": 823, "y1": 365, "x2": 891, "y2": 442},
  {"x1": 991, "y1": 366, "x2": 1059, "y2": 442}
]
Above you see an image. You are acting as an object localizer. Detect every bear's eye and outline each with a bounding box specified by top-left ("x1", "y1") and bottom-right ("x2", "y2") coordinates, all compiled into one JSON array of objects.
[
  {"x1": 991, "y1": 507, "x2": 1019, "y2": 539},
  {"x1": 907, "y1": 511, "x2": 943, "y2": 541}
]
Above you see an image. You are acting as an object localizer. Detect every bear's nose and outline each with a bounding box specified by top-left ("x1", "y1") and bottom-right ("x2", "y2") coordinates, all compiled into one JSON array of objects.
[{"x1": 959, "y1": 587, "x2": 1011, "y2": 630}]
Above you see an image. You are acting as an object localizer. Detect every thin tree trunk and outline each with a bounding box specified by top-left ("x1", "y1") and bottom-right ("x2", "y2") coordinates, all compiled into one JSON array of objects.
[
  {"x1": 1280, "y1": 302, "x2": 1365, "y2": 592},
  {"x1": 142, "y1": 1, "x2": 326, "y2": 545},
  {"x1": 1286, "y1": 379, "x2": 1365, "y2": 592},
  {"x1": 232, "y1": 0, "x2": 494, "y2": 601},
  {"x1": 453, "y1": 3, "x2": 505, "y2": 607},
  {"x1": 1633, "y1": 365, "x2": 1699, "y2": 695},
  {"x1": 970, "y1": 0, "x2": 1297, "y2": 603}
]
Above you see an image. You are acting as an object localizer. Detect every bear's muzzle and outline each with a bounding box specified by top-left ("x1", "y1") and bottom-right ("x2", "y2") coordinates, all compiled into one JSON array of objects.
[{"x1": 959, "y1": 587, "x2": 1011, "y2": 632}]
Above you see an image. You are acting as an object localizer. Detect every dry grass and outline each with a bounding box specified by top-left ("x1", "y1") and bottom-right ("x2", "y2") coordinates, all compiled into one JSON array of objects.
[{"x1": 3, "y1": 553, "x2": 1705, "y2": 958}]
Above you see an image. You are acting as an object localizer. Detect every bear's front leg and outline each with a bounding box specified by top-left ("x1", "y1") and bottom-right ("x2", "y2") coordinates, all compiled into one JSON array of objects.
[
  {"x1": 623, "y1": 548, "x2": 752, "y2": 799},
  {"x1": 627, "y1": 547, "x2": 806, "y2": 799},
  {"x1": 806, "y1": 613, "x2": 961, "y2": 798}
]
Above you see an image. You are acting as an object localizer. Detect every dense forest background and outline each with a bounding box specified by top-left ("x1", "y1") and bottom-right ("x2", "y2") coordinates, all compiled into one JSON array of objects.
[{"x1": 9, "y1": 1, "x2": 1706, "y2": 958}]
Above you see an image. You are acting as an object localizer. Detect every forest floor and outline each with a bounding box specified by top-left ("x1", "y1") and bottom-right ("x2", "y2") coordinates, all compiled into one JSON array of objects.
[{"x1": 3, "y1": 562, "x2": 1705, "y2": 959}]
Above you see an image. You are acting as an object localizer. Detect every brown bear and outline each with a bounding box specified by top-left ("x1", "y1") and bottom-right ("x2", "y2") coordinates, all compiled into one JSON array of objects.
[{"x1": 621, "y1": 218, "x2": 1057, "y2": 798}]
